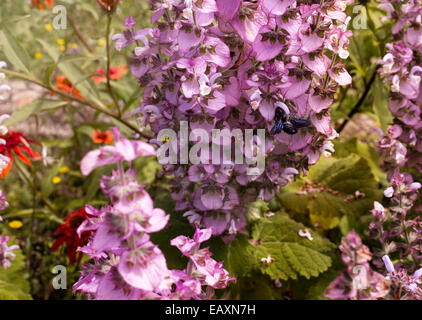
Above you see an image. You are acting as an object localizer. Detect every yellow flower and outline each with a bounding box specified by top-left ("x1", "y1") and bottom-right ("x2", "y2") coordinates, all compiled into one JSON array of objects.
[
  {"x1": 97, "y1": 39, "x2": 106, "y2": 46},
  {"x1": 59, "y1": 45, "x2": 66, "y2": 52},
  {"x1": 9, "y1": 220, "x2": 23, "y2": 229},
  {"x1": 71, "y1": 43, "x2": 78, "y2": 49},
  {"x1": 57, "y1": 39, "x2": 65, "y2": 45},
  {"x1": 59, "y1": 166, "x2": 69, "y2": 174},
  {"x1": 35, "y1": 52, "x2": 43, "y2": 59},
  {"x1": 52, "y1": 176, "x2": 62, "y2": 184},
  {"x1": 161, "y1": 136, "x2": 169, "y2": 143},
  {"x1": 45, "y1": 24, "x2": 53, "y2": 32}
]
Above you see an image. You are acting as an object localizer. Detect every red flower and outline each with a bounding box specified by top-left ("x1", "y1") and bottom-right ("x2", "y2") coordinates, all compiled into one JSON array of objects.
[
  {"x1": 91, "y1": 129, "x2": 113, "y2": 144},
  {"x1": 92, "y1": 64, "x2": 128, "y2": 84},
  {"x1": 0, "y1": 130, "x2": 40, "y2": 178},
  {"x1": 51, "y1": 208, "x2": 92, "y2": 265}
]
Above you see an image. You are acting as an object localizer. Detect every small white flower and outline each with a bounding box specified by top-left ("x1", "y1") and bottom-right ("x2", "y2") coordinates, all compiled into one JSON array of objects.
[
  {"x1": 0, "y1": 154, "x2": 9, "y2": 172},
  {"x1": 228, "y1": 219, "x2": 238, "y2": 235},
  {"x1": 261, "y1": 255, "x2": 275, "y2": 265},
  {"x1": 409, "y1": 182, "x2": 421, "y2": 191},
  {"x1": 391, "y1": 75, "x2": 400, "y2": 93},
  {"x1": 338, "y1": 47, "x2": 349, "y2": 59},
  {"x1": 380, "y1": 53, "x2": 395, "y2": 75},
  {"x1": 134, "y1": 46, "x2": 149, "y2": 56},
  {"x1": 249, "y1": 88, "x2": 262, "y2": 111},
  {"x1": 182, "y1": 8, "x2": 193, "y2": 20},
  {"x1": 382, "y1": 255, "x2": 395, "y2": 274},
  {"x1": 0, "y1": 114, "x2": 9, "y2": 137},
  {"x1": 41, "y1": 145, "x2": 55, "y2": 167},
  {"x1": 413, "y1": 268, "x2": 422, "y2": 280},
  {"x1": 274, "y1": 101, "x2": 290, "y2": 116},
  {"x1": 384, "y1": 186, "x2": 394, "y2": 198},
  {"x1": 298, "y1": 228, "x2": 313, "y2": 241},
  {"x1": 374, "y1": 201, "x2": 385, "y2": 213}
]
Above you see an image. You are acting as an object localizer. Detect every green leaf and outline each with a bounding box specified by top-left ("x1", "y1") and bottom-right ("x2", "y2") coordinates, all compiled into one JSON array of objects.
[
  {"x1": 58, "y1": 60, "x2": 103, "y2": 106},
  {"x1": 222, "y1": 274, "x2": 283, "y2": 300},
  {"x1": 210, "y1": 234, "x2": 257, "y2": 278},
  {"x1": 78, "y1": 1, "x2": 99, "y2": 21},
  {"x1": 84, "y1": 165, "x2": 110, "y2": 201},
  {"x1": 373, "y1": 77, "x2": 392, "y2": 132},
  {"x1": 150, "y1": 211, "x2": 193, "y2": 270},
  {"x1": 37, "y1": 39, "x2": 60, "y2": 63},
  {"x1": 41, "y1": 158, "x2": 64, "y2": 198},
  {"x1": 333, "y1": 137, "x2": 386, "y2": 185},
  {"x1": 289, "y1": 256, "x2": 344, "y2": 300},
  {"x1": 0, "y1": 239, "x2": 32, "y2": 300},
  {"x1": 3, "y1": 99, "x2": 67, "y2": 126},
  {"x1": 252, "y1": 213, "x2": 335, "y2": 281},
  {"x1": 278, "y1": 154, "x2": 382, "y2": 230},
  {"x1": 244, "y1": 199, "x2": 269, "y2": 222},
  {"x1": 133, "y1": 156, "x2": 161, "y2": 185},
  {"x1": 0, "y1": 26, "x2": 31, "y2": 74}
]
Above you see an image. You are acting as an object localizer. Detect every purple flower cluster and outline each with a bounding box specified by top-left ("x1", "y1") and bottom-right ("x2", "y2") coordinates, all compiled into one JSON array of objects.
[
  {"x1": 0, "y1": 236, "x2": 19, "y2": 269},
  {"x1": 369, "y1": 174, "x2": 422, "y2": 299},
  {"x1": 325, "y1": 231, "x2": 390, "y2": 300},
  {"x1": 116, "y1": 0, "x2": 354, "y2": 238},
  {"x1": 382, "y1": 255, "x2": 422, "y2": 299},
  {"x1": 74, "y1": 128, "x2": 234, "y2": 299},
  {"x1": 378, "y1": 0, "x2": 422, "y2": 176},
  {"x1": 372, "y1": 1, "x2": 422, "y2": 299}
]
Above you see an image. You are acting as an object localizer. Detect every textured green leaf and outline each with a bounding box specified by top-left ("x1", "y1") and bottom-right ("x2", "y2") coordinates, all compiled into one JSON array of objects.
[
  {"x1": 333, "y1": 137, "x2": 386, "y2": 184},
  {"x1": 278, "y1": 154, "x2": 382, "y2": 230},
  {"x1": 245, "y1": 199, "x2": 269, "y2": 222},
  {"x1": 210, "y1": 234, "x2": 257, "y2": 278},
  {"x1": 251, "y1": 214, "x2": 335, "y2": 281}
]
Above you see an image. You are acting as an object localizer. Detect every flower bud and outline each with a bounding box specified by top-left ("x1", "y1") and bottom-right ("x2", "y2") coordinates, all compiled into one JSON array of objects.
[{"x1": 96, "y1": 0, "x2": 119, "y2": 12}]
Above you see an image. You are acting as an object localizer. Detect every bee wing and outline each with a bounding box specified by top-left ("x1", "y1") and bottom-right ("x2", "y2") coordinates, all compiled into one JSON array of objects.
[
  {"x1": 282, "y1": 122, "x2": 298, "y2": 134},
  {"x1": 270, "y1": 121, "x2": 284, "y2": 135},
  {"x1": 290, "y1": 117, "x2": 311, "y2": 128}
]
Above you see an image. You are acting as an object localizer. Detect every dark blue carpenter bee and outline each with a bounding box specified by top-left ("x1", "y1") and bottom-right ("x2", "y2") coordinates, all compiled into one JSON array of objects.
[{"x1": 270, "y1": 106, "x2": 311, "y2": 135}]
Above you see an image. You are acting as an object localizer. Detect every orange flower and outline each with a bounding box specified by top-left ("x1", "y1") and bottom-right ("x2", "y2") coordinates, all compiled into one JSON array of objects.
[
  {"x1": 92, "y1": 64, "x2": 128, "y2": 84},
  {"x1": 91, "y1": 129, "x2": 113, "y2": 144},
  {"x1": 53, "y1": 75, "x2": 83, "y2": 99},
  {"x1": 31, "y1": 0, "x2": 53, "y2": 9}
]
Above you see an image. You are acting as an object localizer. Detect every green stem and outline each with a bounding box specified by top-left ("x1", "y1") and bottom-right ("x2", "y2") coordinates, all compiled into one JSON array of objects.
[
  {"x1": 106, "y1": 13, "x2": 122, "y2": 116},
  {"x1": 336, "y1": 68, "x2": 378, "y2": 134},
  {"x1": 67, "y1": 13, "x2": 95, "y2": 54},
  {"x1": 0, "y1": 68, "x2": 152, "y2": 139},
  {"x1": 14, "y1": 160, "x2": 62, "y2": 223}
]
